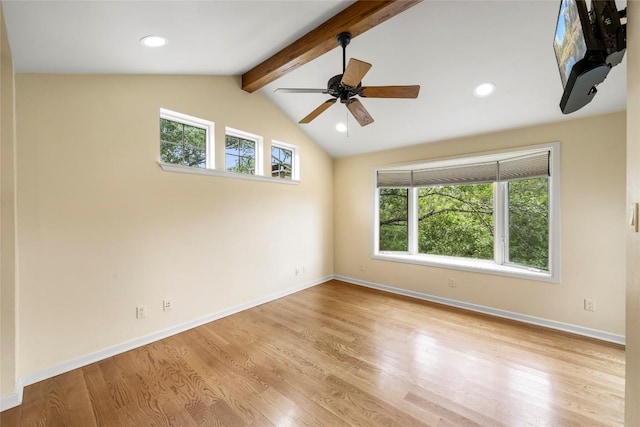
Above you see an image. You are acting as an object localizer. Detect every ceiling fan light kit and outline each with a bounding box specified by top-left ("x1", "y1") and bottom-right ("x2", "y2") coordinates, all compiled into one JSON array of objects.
[{"x1": 276, "y1": 32, "x2": 420, "y2": 127}]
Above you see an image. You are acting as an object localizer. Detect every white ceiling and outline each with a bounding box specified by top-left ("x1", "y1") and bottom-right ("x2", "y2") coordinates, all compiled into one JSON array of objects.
[{"x1": 1, "y1": 0, "x2": 627, "y2": 158}]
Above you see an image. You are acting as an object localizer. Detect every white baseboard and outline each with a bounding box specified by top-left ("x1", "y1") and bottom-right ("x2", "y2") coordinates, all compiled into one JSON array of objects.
[
  {"x1": 0, "y1": 276, "x2": 331, "y2": 412},
  {"x1": 334, "y1": 275, "x2": 626, "y2": 346},
  {"x1": 2, "y1": 273, "x2": 624, "y2": 412},
  {"x1": 0, "y1": 388, "x2": 21, "y2": 413}
]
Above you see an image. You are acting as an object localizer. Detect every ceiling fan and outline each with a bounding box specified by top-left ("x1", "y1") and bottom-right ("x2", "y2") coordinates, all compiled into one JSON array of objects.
[{"x1": 275, "y1": 32, "x2": 420, "y2": 127}]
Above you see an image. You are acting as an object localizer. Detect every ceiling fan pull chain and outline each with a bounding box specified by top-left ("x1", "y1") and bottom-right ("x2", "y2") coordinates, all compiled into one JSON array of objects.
[{"x1": 346, "y1": 110, "x2": 349, "y2": 138}]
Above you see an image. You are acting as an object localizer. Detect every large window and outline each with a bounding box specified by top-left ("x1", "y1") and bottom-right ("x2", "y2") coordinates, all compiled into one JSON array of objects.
[
  {"x1": 160, "y1": 109, "x2": 213, "y2": 168},
  {"x1": 375, "y1": 144, "x2": 559, "y2": 281}
]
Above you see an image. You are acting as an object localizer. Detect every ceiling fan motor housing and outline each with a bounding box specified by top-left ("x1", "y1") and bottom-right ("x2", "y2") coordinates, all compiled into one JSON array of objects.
[{"x1": 327, "y1": 74, "x2": 363, "y2": 103}]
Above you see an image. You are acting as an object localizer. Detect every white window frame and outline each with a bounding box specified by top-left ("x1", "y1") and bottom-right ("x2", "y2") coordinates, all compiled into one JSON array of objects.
[
  {"x1": 372, "y1": 143, "x2": 560, "y2": 283},
  {"x1": 159, "y1": 108, "x2": 214, "y2": 169},
  {"x1": 225, "y1": 127, "x2": 264, "y2": 176},
  {"x1": 157, "y1": 109, "x2": 298, "y2": 185},
  {"x1": 271, "y1": 140, "x2": 300, "y2": 181}
]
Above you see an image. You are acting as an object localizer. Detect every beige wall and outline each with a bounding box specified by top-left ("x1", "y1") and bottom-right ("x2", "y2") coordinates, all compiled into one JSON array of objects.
[
  {"x1": 335, "y1": 112, "x2": 627, "y2": 335},
  {"x1": 13, "y1": 74, "x2": 334, "y2": 378},
  {"x1": 1, "y1": 4, "x2": 18, "y2": 399},
  {"x1": 626, "y1": 0, "x2": 640, "y2": 423}
]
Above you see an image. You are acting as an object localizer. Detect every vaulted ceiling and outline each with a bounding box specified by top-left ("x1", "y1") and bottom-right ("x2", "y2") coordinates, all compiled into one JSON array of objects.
[{"x1": 1, "y1": 0, "x2": 627, "y2": 157}]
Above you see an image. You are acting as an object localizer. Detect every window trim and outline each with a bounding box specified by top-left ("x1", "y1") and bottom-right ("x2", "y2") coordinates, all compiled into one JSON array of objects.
[
  {"x1": 224, "y1": 127, "x2": 264, "y2": 176},
  {"x1": 372, "y1": 142, "x2": 560, "y2": 283},
  {"x1": 271, "y1": 140, "x2": 299, "y2": 181},
  {"x1": 160, "y1": 108, "x2": 214, "y2": 169},
  {"x1": 157, "y1": 162, "x2": 299, "y2": 185}
]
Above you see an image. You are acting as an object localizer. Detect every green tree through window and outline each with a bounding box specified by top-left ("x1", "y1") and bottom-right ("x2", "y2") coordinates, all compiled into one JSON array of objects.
[
  {"x1": 160, "y1": 118, "x2": 206, "y2": 168},
  {"x1": 226, "y1": 135, "x2": 256, "y2": 174},
  {"x1": 379, "y1": 188, "x2": 409, "y2": 251},
  {"x1": 507, "y1": 178, "x2": 549, "y2": 270},
  {"x1": 417, "y1": 184, "x2": 494, "y2": 260},
  {"x1": 378, "y1": 181, "x2": 550, "y2": 270}
]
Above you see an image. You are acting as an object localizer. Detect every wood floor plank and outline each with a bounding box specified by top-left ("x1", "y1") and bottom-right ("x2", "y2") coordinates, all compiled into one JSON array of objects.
[
  {"x1": 312, "y1": 373, "x2": 428, "y2": 427},
  {"x1": 82, "y1": 362, "x2": 137, "y2": 426},
  {"x1": 95, "y1": 357, "x2": 135, "y2": 410},
  {"x1": 404, "y1": 390, "x2": 500, "y2": 426},
  {"x1": 15, "y1": 378, "x2": 48, "y2": 426},
  {"x1": 1, "y1": 280, "x2": 625, "y2": 426},
  {"x1": 206, "y1": 399, "x2": 246, "y2": 427},
  {"x1": 0, "y1": 405, "x2": 21, "y2": 427}
]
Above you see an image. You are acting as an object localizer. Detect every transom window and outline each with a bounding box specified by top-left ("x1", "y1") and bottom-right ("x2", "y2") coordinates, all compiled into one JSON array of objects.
[
  {"x1": 159, "y1": 109, "x2": 213, "y2": 168},
  {"x1": 158, "y1": 109, "x2": 299, "y2": 184},
  {"x1": 375, "y1": 144, "x2": 559, "y2": 281},
  {"x1": 225, "y1": 128, "x2": 263, "y2": 175}
]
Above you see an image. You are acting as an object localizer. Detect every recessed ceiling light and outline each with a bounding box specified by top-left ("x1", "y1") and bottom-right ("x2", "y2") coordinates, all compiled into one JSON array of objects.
[
  {"x1": 140, "y1": 35, "x2": 168, "y2": 48},
  {"x1": 473, "y1": 82, "x2": 496, "y2": 97},
  {"x1": 336, "y1": 123, "x2": 348, "y2": 133}
]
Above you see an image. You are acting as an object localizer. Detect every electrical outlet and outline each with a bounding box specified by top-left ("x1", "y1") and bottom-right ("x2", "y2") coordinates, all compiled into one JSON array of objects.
[
  {"x1": 163, "y1": 299, "x2": 172, "y2": 312},
  {"x1": 295, "y1": 267, "x2": 300, "y2": 276},
  {"x1": 136, "y1": 305, "x2": 147, "y2": 319},
  {"x1": 584, "y1": 299, "x2": 596, "y2": 312},
  {"x1": 360, "y1": 264, "x2": 365, "y2": 271},
  {"x1": 448, "y1": 278, "x2": 456, "y2": 288}
]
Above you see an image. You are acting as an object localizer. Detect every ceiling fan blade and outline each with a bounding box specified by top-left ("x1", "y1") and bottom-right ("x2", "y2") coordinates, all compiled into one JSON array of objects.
[
  {"x1": 346, "y1": 98, "x2": 374, "y2": 126},
  {"x1": 275, "y1": 88, "x2": 328, "y2": 94},
  {"x1": 341, "y1": 58, "x2": 372, "y2": 88},
  {"x1": 299, "y1": 99, "x2": 337, "y2": 124},
  {"x1": 360, "y1": 85, "x2": 421, "y2": 98}
]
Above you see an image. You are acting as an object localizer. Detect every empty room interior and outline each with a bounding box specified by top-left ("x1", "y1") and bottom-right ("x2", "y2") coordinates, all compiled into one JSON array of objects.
[{"x1": 1, "y1": 0, "x2": 640, "y2": 425}]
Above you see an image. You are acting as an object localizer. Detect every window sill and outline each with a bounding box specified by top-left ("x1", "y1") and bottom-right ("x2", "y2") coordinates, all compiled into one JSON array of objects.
[
  {"x1": 373, "y1": 252, "x2": 558, "y2": 283},
  {"x1": 158, "y1": 162, "x2": 300, "y2": 185}
]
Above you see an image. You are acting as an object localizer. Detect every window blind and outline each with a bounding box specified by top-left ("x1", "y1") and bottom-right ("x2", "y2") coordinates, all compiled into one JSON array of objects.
[
  {"x1": 412, "y1": 161, "x2": 498, "y2": 187},
  {"x1": 377, "y1": 170, "x2": 412, "y2": 188},
  {"x1": 497, "y1": 151, "x2": 550, "y2": 181},
  {"x1": 377, "y1": 150, "x2": 550, "y2": 188}
]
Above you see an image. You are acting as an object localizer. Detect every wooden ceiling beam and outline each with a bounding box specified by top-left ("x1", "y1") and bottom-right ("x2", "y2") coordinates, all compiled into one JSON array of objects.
[{"x1": 241, "y1": 0, "x2": 422, "y2": 93}]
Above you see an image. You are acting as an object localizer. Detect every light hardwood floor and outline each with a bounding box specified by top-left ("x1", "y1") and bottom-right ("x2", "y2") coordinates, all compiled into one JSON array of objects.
[{"x1": 1, "y1": 280, "x2": 625, "y2": 426}]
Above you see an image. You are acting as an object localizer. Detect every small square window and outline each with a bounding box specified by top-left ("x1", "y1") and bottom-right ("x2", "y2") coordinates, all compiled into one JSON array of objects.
[
  {"x1": 159, "y1": 109, "x2": 213, "y2": 169},
  {"x1": 271, "y1": 144, "x2": 294, "y2": 180},
  {"x1": 225, "y1": 128, "x2": 263, "y2": 175}
]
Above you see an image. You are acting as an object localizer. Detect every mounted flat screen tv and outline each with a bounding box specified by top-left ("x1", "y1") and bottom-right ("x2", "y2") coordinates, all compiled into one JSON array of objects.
[
  {"x1": 554, "y1": 0, "x2": 588, "y2": 88},
  {"x1": 553, "y1": 0, "x2": 626, "y2": 114}
]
